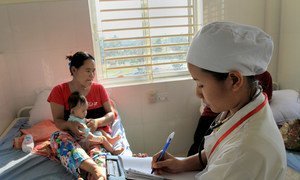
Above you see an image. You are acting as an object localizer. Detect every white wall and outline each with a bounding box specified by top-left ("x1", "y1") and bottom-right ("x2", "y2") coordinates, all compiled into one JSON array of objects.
[
  {"x1": 264, "y1": 0, "x2": 281, "y2": 81},
  {"x1": 0, "y1": 0, "x2": 93, "y2": 136},
  {"x1": 107, "y1": 80, "x2": 200, "y2": 155},
  {"x1": 0, "y1": 0, "x2": 290, "y2": 156},
  {"x1": 0, "y1": 54, "x2": 15, "y2": 134},
  {"x1": 277, "y1": 0, "x2": 300, "y2": 90}
]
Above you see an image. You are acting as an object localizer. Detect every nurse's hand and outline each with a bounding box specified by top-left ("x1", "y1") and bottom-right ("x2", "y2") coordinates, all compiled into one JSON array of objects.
[{"x1": 151, "y1": 151, "x2": 184, "y2": 174}]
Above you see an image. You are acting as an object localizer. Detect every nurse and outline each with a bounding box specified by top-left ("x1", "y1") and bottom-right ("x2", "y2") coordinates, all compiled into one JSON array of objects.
[{"x1": 151, "y1": 22, "x2": 287, "y2": 180}]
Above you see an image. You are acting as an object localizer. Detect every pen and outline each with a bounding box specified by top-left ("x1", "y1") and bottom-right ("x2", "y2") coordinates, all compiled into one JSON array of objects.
[{"x1": 151, "y1": 132, "x2": 175, "y2": 174}]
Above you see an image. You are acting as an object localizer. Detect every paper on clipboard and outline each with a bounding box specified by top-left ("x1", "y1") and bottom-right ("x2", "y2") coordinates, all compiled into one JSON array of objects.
[
  {"x1": 119, "y1": 155, "x2": 198, "y2": 180},
  {"x1": 119, "y1": 156, "x2": 168, "y2": 180},
  {"x1": 126, "y1": 168, "x2": 169, "y2": 180}
]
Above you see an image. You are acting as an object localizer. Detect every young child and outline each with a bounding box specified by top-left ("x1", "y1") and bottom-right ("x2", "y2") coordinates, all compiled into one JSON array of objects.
[{"x1": 68, "y1": 91, "x2": 124, "y2": 155}]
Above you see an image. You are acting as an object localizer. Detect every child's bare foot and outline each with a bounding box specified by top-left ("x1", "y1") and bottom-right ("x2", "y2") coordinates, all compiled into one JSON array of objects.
[
  {"x1": 112, "y1": 147, "x2": 124, "y2": 155},
  {"x1": 91, "y1": 165, "x2": 106, "y2": 180},
  {"x1": 109, "y1": 134, "x2": 121, "y2": 145},
  {"x1": 133, "y1": 153, "x2": 148, "y2": 158}
]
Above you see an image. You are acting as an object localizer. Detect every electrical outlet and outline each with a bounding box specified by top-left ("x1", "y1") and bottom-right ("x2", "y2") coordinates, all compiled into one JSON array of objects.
[
  {"x1": 157, "y1": 92, "x2": 168, "y2": 102},
  {"x1": 147, "y1": 91, "x2": 168, "y2": 103},
  {"x1": 148, "y1": 90, "x2": 157, "y2": 103}
]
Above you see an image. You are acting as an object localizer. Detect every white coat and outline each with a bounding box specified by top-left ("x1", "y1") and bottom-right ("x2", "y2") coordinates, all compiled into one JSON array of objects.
[{"x1": 196, "y1": 93, "x2": 287, "y2": 180}]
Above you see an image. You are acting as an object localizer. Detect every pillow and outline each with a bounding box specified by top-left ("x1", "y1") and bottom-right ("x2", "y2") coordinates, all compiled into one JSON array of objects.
[
  {"x1": 29, "y1": 89, "x2": 53, "y2": 126},
  {"x1": 270, "y1": 89, "x2": 300, "y2": 125},
  {"x1": 21, "y1": 119, "x2": 59, "y2": 142},
  {"x1": 279, "y1": 119, "x2": 300, "y2": 151}
]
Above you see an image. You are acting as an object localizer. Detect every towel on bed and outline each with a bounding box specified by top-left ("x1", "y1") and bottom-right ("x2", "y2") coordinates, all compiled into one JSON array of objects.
[{"x1": 12, "y1": 119, "x2": 60, "y2": 160}]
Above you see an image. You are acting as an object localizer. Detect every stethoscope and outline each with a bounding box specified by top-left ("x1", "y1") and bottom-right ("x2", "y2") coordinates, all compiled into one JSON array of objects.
[
  {"x1": 198, "y1": 86, "x2": 263, "y2": 167},
  {"x1": 198, "y1": 84, "x2": 263, "y2": 150},
  {"x1": 209, "y1": 117, "x2": 224, "y2": 130}
]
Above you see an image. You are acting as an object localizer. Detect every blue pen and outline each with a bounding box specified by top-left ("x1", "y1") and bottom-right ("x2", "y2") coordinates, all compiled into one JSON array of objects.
[{"x1": 151, "y1": 132, "x2": 175, "y2": 174}]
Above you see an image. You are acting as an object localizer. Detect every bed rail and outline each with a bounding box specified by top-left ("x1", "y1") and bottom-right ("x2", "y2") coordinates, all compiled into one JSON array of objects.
[{"x1": 17, "y1": 106, "x2": 33, "y2": 118}]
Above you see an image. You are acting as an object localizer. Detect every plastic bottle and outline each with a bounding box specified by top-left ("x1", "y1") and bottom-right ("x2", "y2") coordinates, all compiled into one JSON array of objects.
[{"x1": 22, "y1": 134, "x2": 34, "y2": 153}]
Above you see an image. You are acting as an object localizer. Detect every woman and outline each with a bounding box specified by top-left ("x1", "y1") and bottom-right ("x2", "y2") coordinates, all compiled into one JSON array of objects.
[
  {"x1": 151, "y1": 22, "x2": 287, "y2": 179},
  {"x1": 187, "y1": 70, "x2": 273, "y2": 156},
  {"x1": 48, "y1": 51, "x2": 113, "y2": 179}
]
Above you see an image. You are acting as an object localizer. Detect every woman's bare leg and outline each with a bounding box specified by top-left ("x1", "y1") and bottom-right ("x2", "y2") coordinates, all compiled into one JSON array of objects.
[{"x1": 79, "y1": 158, "x2": 106, "y2": 180}]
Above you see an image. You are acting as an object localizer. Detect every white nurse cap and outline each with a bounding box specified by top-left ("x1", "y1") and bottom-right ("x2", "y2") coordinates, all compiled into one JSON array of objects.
[{"x1": 187, "y1": 22, "x2": 274, "y2": 76}]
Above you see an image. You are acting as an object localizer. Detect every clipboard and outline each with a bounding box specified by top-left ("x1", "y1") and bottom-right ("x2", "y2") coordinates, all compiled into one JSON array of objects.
[
  {"x1": 106, "y1": 155, "x2": 126, "y2": 180},
  {"x1": 106, "y1": 155, "x2": 167, "y2": 180}
]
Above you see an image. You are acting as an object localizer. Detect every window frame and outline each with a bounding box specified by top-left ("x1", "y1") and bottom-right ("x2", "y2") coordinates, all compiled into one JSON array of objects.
[{"x1": 89, "y1": 0, "x2": 203, "y2": 87}]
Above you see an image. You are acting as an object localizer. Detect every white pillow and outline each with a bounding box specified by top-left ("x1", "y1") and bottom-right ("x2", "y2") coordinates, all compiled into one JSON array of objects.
[
  {"x1": 270, "y1": 89, "x2": 300, "y2": 125},
  {"x1": 29, "y1": 89, "x2": 53, "y2": 126}
]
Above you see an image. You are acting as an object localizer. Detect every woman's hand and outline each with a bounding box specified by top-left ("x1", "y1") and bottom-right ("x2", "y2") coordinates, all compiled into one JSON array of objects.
[
  {"x1": 68, "y1": 121, "x2": 85, "y2": 139},
  {"x1": 151, "y1": 151, "x2": 184, "y2": 174}
]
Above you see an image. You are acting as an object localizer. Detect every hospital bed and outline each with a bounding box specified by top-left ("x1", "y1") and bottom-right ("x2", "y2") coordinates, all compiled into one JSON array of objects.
[
  {"x1": 0, "y1": 89, "x2": 132, "y2": 180},
  {"x1": 268, "y1": 89, "x2": 300, "y2": 179}
]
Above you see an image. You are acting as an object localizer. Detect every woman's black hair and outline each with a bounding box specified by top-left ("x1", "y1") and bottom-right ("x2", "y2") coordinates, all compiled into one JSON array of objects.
[
  {"x1": 66, "y1": 51, "x2": 95, "y2": 75},
  {"x1": 68, "y1": 91, "x2": 87, "y2": 110},
  {"x1": 201, "y1": 68, "x2": 256, "y2": 84},
  {"x1": 201, "y1": 68, "x2": 259, "y2": 99},
  {"x1": 201, "y1": 68, "x2": 229, "y2": 81}
]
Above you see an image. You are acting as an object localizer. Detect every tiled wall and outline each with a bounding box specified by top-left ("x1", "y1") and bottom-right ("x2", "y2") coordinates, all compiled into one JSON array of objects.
[{"x1": 0, "y1": 54, "x2": 15, "y2": 134}]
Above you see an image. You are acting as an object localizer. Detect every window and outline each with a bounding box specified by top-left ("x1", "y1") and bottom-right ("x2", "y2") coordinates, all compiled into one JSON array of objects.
[
  {"x1": 203, "y1": 0, "x2": 224, "y2": 25},
  {"x1": 89, "y1": 0, "x2": 202, "y2": 86}
]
